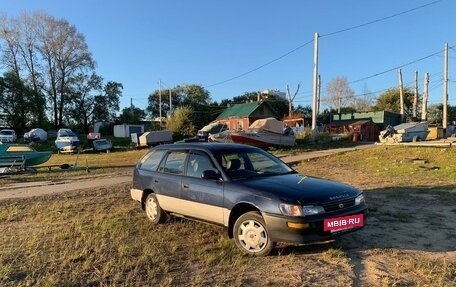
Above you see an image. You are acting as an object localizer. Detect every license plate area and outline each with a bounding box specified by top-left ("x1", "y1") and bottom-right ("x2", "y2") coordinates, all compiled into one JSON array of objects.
[{"x1": 324, "y1": 214, "x2": 364, "y2": 233}]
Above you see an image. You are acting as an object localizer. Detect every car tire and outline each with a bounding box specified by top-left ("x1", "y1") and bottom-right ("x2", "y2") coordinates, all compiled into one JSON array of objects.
[
  {"x1": 145, "y1": 193, "x2": 167, "y2": 224},
  {"x1": 233, "y1": 211, "x2": 276, "y2": 256}
]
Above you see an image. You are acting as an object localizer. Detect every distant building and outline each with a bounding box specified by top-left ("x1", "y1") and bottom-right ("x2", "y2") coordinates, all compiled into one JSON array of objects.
[
  {"x1": 261, "y1": 89, "x2": 287, "y2": 100},
  {"x1": 216, "y1": 101, "x2": 279, "y2": 131},
  {"x1": 113, "y1": 124, "x2": 145, "y2": 138},
  {"x1": 332, "y1": 111, "x2": 401, "y2": 129}
]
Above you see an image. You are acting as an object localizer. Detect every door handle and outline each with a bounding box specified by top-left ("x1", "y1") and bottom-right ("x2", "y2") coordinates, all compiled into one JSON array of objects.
[{"x1": 183, "y1": 184, "x2": 189, "y2": 189}]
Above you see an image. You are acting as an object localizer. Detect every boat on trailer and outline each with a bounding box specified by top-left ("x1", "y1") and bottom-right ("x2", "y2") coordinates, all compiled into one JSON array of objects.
[
  {"x1": 230, "y1": 117, "x2": 296, "y2": 148},
  {"x1": 0, "y1": 143, "x2": 52, "y2": 172},
  {"x1": 55, "y1": 128, "x2": 80, "y2": 153}
]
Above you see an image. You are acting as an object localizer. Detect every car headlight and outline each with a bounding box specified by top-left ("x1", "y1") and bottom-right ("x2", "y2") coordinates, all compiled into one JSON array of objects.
[
  {"x1": 279, "y1": 204, "x2": 303, "y2": 216},
  {"x1": 279, "y1": 204, "x2": 325, "y2": 216},
  {"x1": 301, "y1": 205, "x2": 325, "y2": 215},
  {"x1": 355, "y1": 194, "x2": 365, "y2": 205}
]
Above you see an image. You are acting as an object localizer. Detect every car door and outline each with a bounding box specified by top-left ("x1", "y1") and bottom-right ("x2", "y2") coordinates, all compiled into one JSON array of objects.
[
  {"x1": 152, "y1": 150, "x2": 187, "y2": 214},
  {"x1": 180, "y1": 150, "x2": 226, "y2": 225}
]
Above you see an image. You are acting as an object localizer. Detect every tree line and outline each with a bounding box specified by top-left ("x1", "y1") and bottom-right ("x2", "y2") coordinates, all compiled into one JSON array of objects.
[
  {"x1": 0, "y1": 12, "x2": 121, "y2": 133},
  {"x1": 1, "y1": 12, "x2": 453, "y2": 137}
]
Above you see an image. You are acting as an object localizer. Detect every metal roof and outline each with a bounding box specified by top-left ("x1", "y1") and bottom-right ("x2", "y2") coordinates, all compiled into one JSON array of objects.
[{"x1": 216, "y1": 101, "x2": 268, "y2": 119}]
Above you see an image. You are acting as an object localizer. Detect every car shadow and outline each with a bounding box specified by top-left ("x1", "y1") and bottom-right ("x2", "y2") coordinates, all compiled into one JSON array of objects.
[
  {"x1": 270, "y1": 184, "x2": 456, "y2": 285},
  {"x1": 275, "y1": 184, "x2": 456, "y2": 255}
]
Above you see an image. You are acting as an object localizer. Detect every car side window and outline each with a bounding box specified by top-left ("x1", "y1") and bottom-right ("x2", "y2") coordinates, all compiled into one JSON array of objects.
[
  {"x1": 139, "y1": 149, "x2": 166, "y2": 171},
  {"x1": 186, "y1": 152, "x2": 216, "y2": 178},
  {"x1": 158, "y1": 151, "x2": 187, "y2": 175}
]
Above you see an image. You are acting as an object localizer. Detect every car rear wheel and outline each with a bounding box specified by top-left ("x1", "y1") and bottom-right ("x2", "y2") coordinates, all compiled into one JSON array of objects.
[
  {"x1": 233, "y1": 211, "x2": 275, "y2": 256},
  {"x1": 145, "y1": 194, "x2": 167, "y2": 224}
]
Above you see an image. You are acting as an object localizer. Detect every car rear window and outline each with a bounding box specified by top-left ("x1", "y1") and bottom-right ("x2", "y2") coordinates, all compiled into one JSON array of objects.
[
  {"x1": 158, "y1": 151, "x2": 187, "y2": 175},
  {"x1": 139, "y1": 149, "x2": 166, "y2": 171}
]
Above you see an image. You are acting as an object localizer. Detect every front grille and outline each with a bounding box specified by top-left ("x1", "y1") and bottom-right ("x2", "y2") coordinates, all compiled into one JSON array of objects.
[{"x1": 322, "y1": 198, "x2": 355, "y2": 213}]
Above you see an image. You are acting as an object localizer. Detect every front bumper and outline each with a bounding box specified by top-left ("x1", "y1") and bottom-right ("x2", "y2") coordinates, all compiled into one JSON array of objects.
[
  {"x1": 130, "y1": 188, "x2": 143, "y2": 202},
  {"x1": 263, "y1": 205, "x2": 368, "y2": 244}
]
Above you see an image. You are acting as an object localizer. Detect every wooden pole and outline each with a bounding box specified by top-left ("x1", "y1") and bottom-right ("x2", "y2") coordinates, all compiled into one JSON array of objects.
[
  {"x1": 413, "y1": 71, "x2": 418, "y2": 118},
  {"x1": 421, "y1": 73, "x2": 429, "y2": 121},
  {"x1": 398, "y1": 69, "x2": 404, "y2": 122},
  {"x1": 311, "y1": 32, "x2": 319, "y2": 141},
  {"x1": 443, "y1": 43, "x2": 449, "y2": 129}
]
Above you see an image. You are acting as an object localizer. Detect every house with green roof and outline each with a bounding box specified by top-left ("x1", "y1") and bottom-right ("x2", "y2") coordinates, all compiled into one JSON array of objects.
[{"x1": 216, "y1": 101, "x2": 279, "y2": 131}]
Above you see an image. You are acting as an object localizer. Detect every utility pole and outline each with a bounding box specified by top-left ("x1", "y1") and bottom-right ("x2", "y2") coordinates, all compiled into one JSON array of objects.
[
  {"x1": 311, "y1": 32, "x2": 319, "y2": 141},
  {"x1": 169, "y1": 89, "x2": 172, "y2": 117},
  {"x1": 443, "y1": 43, "x2": 449, "y2": 130},
  {"x1": 317, "y1": 75, "x2": 321, "y2": 116},
  {"x1": 158, "y1": 80, "x2": 162, "y2": 128},
  {"x1": 398, "y1": 69, "x2": 404, "y2": 123},
  {"x1": 421, "y1": 73, "x2": 429, "y2": 121},
  {"x1": 413, "y1": 71, "x2": 418, "y2": 118}
]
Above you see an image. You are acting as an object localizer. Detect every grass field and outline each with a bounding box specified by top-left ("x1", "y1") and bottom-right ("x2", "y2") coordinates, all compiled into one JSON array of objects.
[{"x1": 1, "y1": 144, "x2": 456, "y2": 286}]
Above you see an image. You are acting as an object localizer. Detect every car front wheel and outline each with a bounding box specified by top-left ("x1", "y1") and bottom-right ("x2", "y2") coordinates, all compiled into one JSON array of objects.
[
  {"x1": 144, "y1": 194, "x2": 167, "y2": 224},
  {"x1": 233, "y1": 211, "x2": 276, "y2": 256}
]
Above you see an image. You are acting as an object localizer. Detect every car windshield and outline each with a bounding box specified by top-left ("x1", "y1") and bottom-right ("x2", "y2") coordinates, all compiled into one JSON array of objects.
[
  {"x1": 216, "y1": 149, "x2": 294, "y2": 180},
  {"x1": 59, "y1": 130, "x2": 76, "y2": 137},
  {"x1": 1, "y1": 130, "x2": 13, "y2": 135}
]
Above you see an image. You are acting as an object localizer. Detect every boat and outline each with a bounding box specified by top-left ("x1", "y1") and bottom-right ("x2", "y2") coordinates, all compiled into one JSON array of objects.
[
  {"x1": 230, "y1": 117, "x2": 296, "y2": 148},
  {"x1": 201, "y1": 122, "x2": 233, "y2": 143},
  {"x1": 131, "y1": 130, "x2": 173, "y2": 148},
  {"x1": 379, "y1": 122, "x2": 429, "y2": 143},
  {"x1": 208, "y1": 130, "x2": 234, "y2": 143},
  {"x1": 0, "y1": 143, "x2": 52, "y2": 167},
  {"x1": 55, "y1": 128, "x2": 80, "y2": 153},
  {"x1": 92, "y1": 139, "x2": 113, "y2": 152},
  {"x1": 24, "y1": 128, "x2": 48, "y2": 143}
]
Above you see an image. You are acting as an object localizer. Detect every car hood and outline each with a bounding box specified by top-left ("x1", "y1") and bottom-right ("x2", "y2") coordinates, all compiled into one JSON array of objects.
[{"x1": 238, "y1": 173, "x2": 361, "y2": 204}]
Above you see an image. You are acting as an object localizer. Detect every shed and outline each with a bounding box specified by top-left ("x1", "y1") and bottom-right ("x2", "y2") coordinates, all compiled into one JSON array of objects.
[
  {"x1": 348, "y1": 120, "x2": 380, "y2": 142},
  {"x1": 216, "y1": 101, "x2": 279, "y2": 131},
  {"x1": 333, "y1": 111, "x2": 401, "y2": 129},
  {"x1": 113, "y1": 124, "x2": 144, "y2": 138}
]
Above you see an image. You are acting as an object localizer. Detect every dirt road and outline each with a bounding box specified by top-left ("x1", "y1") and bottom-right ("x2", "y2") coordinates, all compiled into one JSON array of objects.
[{"x1": 0, "y1": 144, "x2": 376, "y2": 200}]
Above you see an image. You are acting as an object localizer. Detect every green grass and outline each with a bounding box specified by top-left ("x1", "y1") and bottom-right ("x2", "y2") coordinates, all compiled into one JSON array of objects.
[{"x1": 1, "y1": 144, "x2": 456, "y2": 286}]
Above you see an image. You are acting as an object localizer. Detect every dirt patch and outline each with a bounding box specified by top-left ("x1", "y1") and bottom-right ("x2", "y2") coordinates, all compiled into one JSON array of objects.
[{"x1": 1, "y1": 145, "x2": 455, "y2": 286}]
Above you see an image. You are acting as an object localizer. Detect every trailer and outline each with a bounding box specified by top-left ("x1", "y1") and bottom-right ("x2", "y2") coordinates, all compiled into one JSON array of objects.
[{"x1": 131, "y1": 131, "x2": 173, "y2": 148}]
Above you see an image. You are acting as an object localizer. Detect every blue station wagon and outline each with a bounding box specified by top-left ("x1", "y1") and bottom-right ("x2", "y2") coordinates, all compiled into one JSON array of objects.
[{"x1": 130, "y1": 143, "x2": 367, "y2": 256}]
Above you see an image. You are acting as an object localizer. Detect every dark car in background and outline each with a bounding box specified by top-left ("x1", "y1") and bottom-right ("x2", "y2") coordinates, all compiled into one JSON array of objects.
[{"x1": 130, "y1": 143, "x2": 367, "y2": 256}]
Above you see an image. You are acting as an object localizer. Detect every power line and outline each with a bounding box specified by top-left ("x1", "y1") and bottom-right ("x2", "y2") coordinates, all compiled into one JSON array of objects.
[
  {"x1": 204, "y1": 0, "x2": 443, "y2": 89},
  {"x1": 347, "y1": 48, "x2": 447, "y2": 85},
  {"x1": 320, "y1": 0, "x2": 443, "y2": 38},
  {"x1": 204, "y1": 39, "x2": 314, "y2": 88}
]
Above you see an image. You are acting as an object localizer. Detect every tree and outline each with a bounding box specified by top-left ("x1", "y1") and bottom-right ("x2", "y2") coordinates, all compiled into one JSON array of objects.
[
  {"x1": 0, "y1": 72, "x2": 35, "y2": 130},
  {"x1": 180, "y1": 84, "x2": 211, "y2": 105},
  {"x1": 323, "y1": 77, "x2": 356, "y2": 113},
  {"x1": 166, "y1": 106, "x2": 195, "y2": 138},
  {"x1": 119, "y1": 105, "x2": 146, "y2": 124},
  {"x1": 38, "y1": 15, "x2": 95, "y2": 128},
  {"x1": 353, "y1": 84, "x2": 375, "y2": 112},
  {"x1": 99, "y1": 81, "x2": 122, "y2": 121},
  {"x1": 146, "y1": 83, "x2": 214, "y2": 129},
  {"x1": 0, "y1": 13, "x2": 47, "y2": 126},
  {"x1": 0, "y1": 12, "x2": 95, "y2": 129},
  {"x1": 374, "y1": 88, "x2": 415, "y2": 116},
  {"x1": 427, "y1": 104, "x2": 443, "y2": 125},
  {"x1": 66, "y1": 73, "x2": 103, "y2": 133}
]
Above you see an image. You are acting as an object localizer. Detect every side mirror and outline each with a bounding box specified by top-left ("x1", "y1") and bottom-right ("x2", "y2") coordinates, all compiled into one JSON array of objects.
[{"x1": 202, "y1": 170, "x2": 222, "y2": 180}]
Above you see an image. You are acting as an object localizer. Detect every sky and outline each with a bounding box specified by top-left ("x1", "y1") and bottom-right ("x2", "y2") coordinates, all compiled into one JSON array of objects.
[{"x1": 1, "y1": 0, "x2": 455, "y2": 113}]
